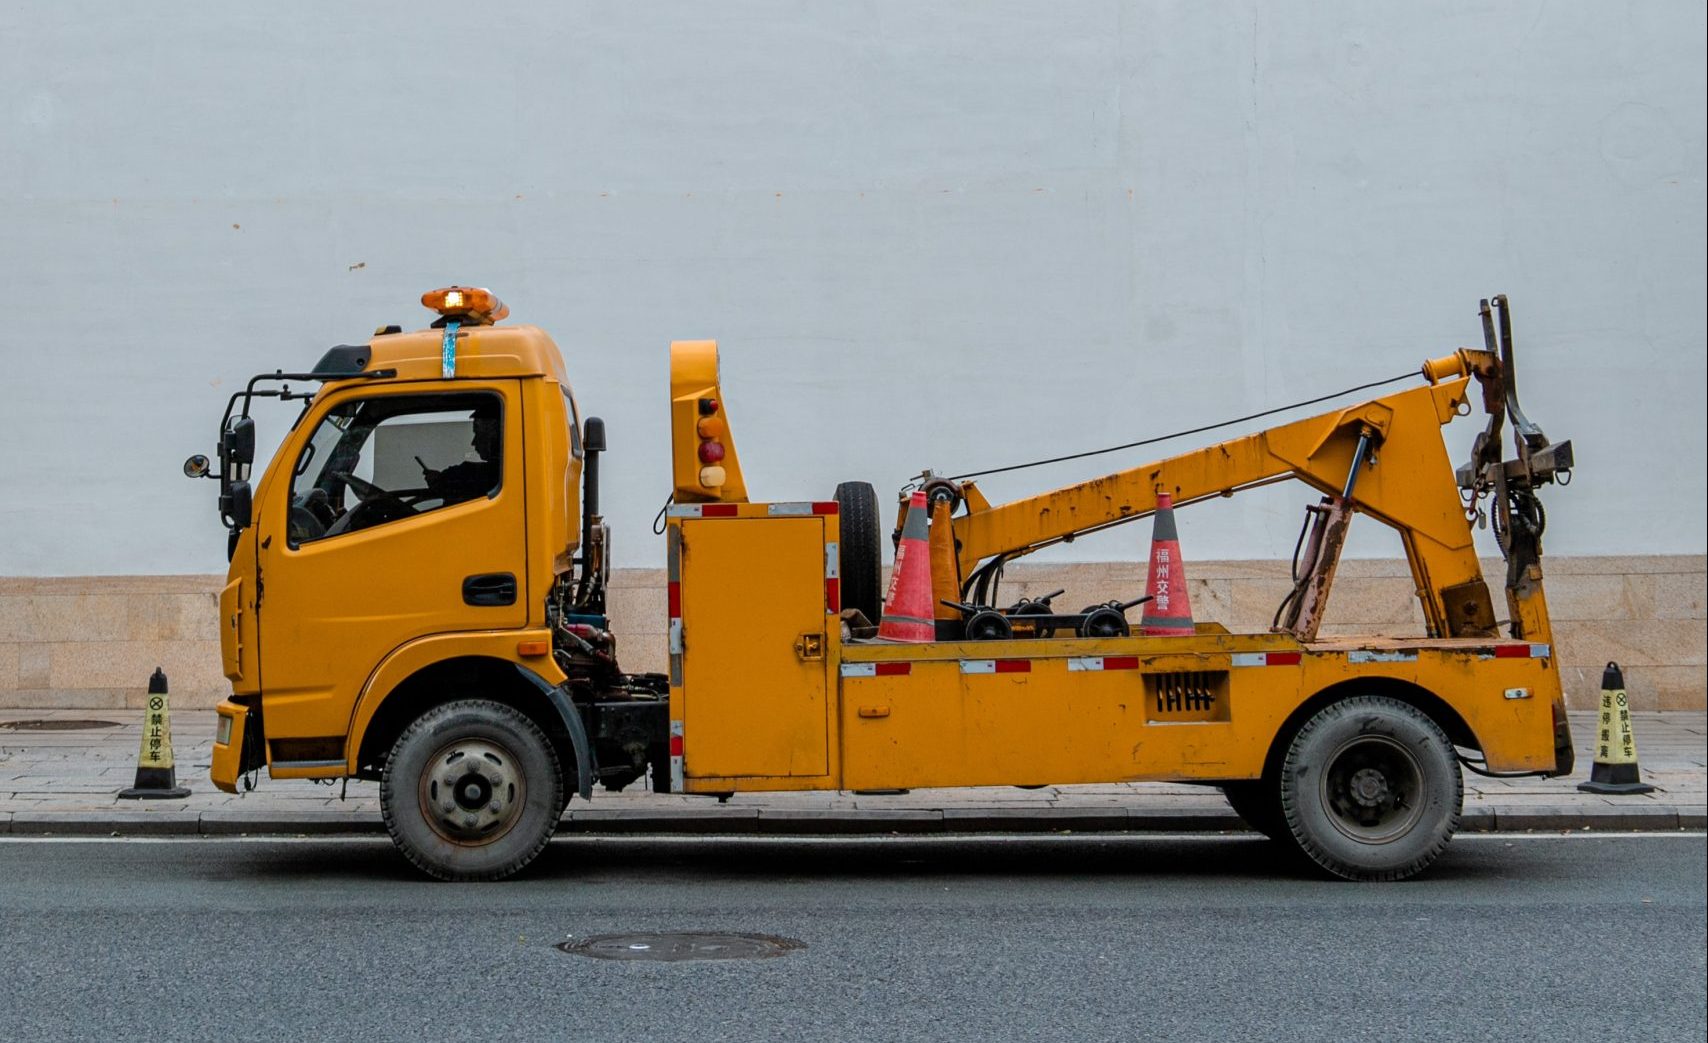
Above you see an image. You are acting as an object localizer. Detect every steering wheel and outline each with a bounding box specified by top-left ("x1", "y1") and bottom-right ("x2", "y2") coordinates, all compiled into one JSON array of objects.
[
  {"x1": 336, "y1": 471, "x2": 391, "y2": 502},
  {"x1": 325, "y1": 470, "x2": 430, "y2": 534}
]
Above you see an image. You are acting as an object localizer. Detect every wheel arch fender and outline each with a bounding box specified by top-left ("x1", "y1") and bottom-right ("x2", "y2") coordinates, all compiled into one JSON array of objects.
[
  {"x1": 346, "y1": 633, "x2": 594, "y2": 801},
  {"x1": 1259, "y1": 676, "x2": 1478, "y2": 782},
  {"x1": 509, "y1": 663, "x2": 595, "y2": 802}
]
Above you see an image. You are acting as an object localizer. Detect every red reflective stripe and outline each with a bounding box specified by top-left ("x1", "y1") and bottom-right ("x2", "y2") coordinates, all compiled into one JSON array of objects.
[
  {"x1": 812, "y1": 501, "x2": 839, "y2": 515},
  {"x1": 875, "y1": 662, "x2": 911, "y2": 676},
  {"x1": 701, "y1": 503, "x2": 739, "y2": 517},
  {"x1": 1102, "y1": 656, "x2": 1140, "y2": 671},
  {"x1": 994, "y1": 660, "x2": 1031, "y2": 673},
  {"x1": 668, "y1": 735, "x2": 684, "y2": 756},
  {"x1": 825, "y1": 577, "x2": 841, "y2": 613},
  {"x1": 1493, "y1": 644, "x2": 1529, "y2": 659},
  {"x1": 667, "y1": 581, "x2": 681, "y2": 620},
  {"x1": 1266, "y1": 652, "x2": 1302, "y2": 666}
]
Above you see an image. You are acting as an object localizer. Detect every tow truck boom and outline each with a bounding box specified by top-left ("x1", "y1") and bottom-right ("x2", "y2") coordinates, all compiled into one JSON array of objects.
[{"x1": 931, "y1": 296, "x2": 1572, "y2": 644}]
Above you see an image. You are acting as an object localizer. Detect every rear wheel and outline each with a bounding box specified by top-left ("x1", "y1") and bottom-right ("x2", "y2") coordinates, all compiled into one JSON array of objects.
[
  {"x1": 834, "y1": 481, "x2": 883, "y2": 623},
  {"x1": 381, "y1": 700, "x2": 563, "y2": 881},
  {"x1": 1278, "y1": 696, "x2": 1462, "y2": 881}
]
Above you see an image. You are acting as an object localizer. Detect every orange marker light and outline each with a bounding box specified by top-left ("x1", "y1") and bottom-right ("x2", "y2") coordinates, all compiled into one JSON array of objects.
[
  {"x1": 422, "y1": 286, "x2": 510, "y2": 325},
  {"x1": 516, "y1": 638, "x2": 551, "y2": 657}
]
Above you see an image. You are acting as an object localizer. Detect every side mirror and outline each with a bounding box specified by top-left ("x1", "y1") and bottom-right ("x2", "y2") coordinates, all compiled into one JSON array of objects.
[
  {"x1": 583, "y1": 416, "x2": 607, "y2": 453},
  {"x1": 223, "y1": 416, "x2": 256, "y2": 468},
  {"x1": 183, "y1": 454, "x2": 211, "y2": 478},
  {"x1": 220, "y1": 480, "x2": 253, "y2": 530}
]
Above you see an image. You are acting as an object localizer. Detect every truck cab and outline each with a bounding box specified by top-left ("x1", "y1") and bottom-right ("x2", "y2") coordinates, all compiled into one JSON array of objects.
[{"x1": 199, "y1": 289, "x2": 658, "y2": 878}]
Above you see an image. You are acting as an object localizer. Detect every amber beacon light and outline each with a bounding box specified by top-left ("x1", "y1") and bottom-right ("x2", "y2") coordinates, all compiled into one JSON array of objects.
[{"x1": 422, "y1": 286, "x2": 510, "y2": 325}]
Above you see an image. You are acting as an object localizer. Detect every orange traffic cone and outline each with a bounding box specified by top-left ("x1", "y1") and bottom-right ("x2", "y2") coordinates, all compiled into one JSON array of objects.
[
  {"x1": 1139, "y1": 492, "x2": 1195, "y2": 636},
  {"x1": 878, "y1": 490, "x2": 935, "y2": 642}
]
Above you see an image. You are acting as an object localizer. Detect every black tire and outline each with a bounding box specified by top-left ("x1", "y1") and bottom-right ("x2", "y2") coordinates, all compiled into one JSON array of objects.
[
  {"x1": 381, "y1": 700, "x2": 564, "y2": 881},
  {"x1": 834, "y1": 481, "x2": 883, "y2": 623},
  {"x1": 1278, "y1": 696, "x2": 1462, "y2": 882},
  {"x1": 1220, "y1": 780, "x2": 1285, "y2": 840}
]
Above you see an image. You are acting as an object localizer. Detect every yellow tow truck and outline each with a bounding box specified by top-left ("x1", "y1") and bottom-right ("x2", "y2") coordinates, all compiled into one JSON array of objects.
[{"x1": 189, "y1": 287, "x2": 1574, "y2": 881}]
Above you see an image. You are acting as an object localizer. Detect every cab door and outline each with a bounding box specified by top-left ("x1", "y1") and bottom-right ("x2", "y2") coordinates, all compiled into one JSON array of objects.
[{"x1": 255, "y1": 382, "x2": 528, "y2": 753}]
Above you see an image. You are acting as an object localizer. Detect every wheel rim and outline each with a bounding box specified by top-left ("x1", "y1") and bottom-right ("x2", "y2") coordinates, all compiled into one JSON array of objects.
[
  {"x1": 417, "y1": 738, "x2": 527, "y2": 847},
  {"x1": 1317, "y1": 734, "x2": 1425, "y2": 844}
]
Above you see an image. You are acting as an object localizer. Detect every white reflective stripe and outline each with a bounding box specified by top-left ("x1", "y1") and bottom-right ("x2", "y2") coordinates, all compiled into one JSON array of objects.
[
  {"x1": 825, "y1": 542, "x2": 839, "y2": 578},
  {"x1": 1531, "y1": 643, "x2": 1551, "y2": 658},
  {"x1": 666, "y1": 505, "x2": 703, "y2": 518},
  {"x1": 841, "y1": 663, "x2": 877, "y2": 677},
  {"x1": 1067, "y1": 657, "x2": 1105, "y2": 672},
  {"x1": 1348, "y1": 650, "x2": 1419, "y2": 664},
  {"x1": 960, "y1": 660, "x2": 996, "y2": 674},
  {"x1": 766, "y1": 502, "x2": 813, "y2": 516},
  {"x1": 668, "y1": 619, "x2": 683, "y2": 654},
  {"x1": 1231, "y1": 653, "x2": 1268, "y2": 667},
  {"x1": 669, "y1": 718, "x2": 684, "y2": 790}
]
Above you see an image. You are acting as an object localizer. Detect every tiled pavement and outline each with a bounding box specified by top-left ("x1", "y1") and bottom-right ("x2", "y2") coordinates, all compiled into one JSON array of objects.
[{"x1": 0, "y1": 709, "x2": 1701, "y2": 836}]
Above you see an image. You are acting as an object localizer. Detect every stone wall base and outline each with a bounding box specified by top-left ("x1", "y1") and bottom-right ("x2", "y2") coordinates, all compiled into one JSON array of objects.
[{"x1": 2, "y1": 556, "x2": 1700, "y2": 712}]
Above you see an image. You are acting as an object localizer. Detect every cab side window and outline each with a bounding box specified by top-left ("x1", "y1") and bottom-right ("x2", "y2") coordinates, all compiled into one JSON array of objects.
[{"x1": 288, "y1": 392, "x2": 503, "y2": 546}]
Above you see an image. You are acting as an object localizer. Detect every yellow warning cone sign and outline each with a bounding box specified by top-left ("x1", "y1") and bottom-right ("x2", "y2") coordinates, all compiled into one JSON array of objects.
[
  {"x1": 118, "y1": 667, "x2": 191, "y2": 800},
  {"x1": 1577, "y1": 661, "x2": 1655, "y2": 796}
]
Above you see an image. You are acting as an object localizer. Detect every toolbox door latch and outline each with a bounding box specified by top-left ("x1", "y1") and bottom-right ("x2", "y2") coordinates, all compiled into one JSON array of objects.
[{"x1": 794, "y1": 633, "x2": 824, "y2": 661}]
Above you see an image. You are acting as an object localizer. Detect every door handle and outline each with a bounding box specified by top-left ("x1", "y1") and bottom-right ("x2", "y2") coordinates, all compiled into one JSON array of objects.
[{"x1": 463, "y1": 573, "x2": 517, "y2": 606}]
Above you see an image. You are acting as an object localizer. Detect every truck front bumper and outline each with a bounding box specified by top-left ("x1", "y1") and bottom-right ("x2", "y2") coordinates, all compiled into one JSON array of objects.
[{"x1": 210, "y1": 698, "x2": 264, "y2": 793}]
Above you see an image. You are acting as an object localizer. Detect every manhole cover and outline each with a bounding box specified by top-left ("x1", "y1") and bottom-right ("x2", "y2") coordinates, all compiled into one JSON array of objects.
[
  {"x1": 556, "y1": 932, "x2": 804, "y2": 962},
  {"x1": 0, "y1": 719, "x2": 121, "y2": 731}
]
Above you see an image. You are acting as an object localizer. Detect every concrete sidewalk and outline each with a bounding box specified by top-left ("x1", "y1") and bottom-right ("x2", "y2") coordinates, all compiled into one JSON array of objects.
[{"x1": 1, "y1": 709, "x2": 1702, "y2": 837}]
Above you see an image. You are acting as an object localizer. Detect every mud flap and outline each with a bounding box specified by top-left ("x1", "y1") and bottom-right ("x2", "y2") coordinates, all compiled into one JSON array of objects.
[{"x1": 1551, "y1": 695, "x2": 1575, "y2": 777}]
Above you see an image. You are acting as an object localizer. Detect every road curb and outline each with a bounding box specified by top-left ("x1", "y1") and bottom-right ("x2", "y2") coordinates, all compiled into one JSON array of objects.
[
  {"x1": 9, "y1": 809, "x2": 201, "y2": 836},
  {"x1": 199, "y1": 810, "x2": 385, "y2": 835},
  {"x1": 565, "y1": 807, "x2": 761, "y2": 834},
  {"x1": 1, "y1": 804, "x2": 1699, "y2": 837},
  {"x1": 758, "y1": 809, "x2": 945, "y2": 834}
]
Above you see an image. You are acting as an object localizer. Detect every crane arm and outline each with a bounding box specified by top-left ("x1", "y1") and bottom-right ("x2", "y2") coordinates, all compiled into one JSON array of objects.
[
  {"x1": 948, "y1": 375, "x2": 1488, "y2": 637},
  {"x1": 939, "y1": 313, "x2": 1571, "y2": 645}
]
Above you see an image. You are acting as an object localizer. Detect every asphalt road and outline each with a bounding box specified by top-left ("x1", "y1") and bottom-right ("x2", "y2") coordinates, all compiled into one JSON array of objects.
[{"x1": 2, "y1": 834, "x2": 1703, "y2": 1043}]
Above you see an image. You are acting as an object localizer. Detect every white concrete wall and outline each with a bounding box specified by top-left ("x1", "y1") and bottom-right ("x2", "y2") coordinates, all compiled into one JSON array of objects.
[{"x1": 3, "y1": 1, "x2": 1703, "y2": 574}]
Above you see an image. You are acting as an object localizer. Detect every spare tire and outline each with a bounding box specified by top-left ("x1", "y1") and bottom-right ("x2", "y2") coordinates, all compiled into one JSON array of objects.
[{"x1": 834, "y1": 481, "x2": 883, "y2": 624}]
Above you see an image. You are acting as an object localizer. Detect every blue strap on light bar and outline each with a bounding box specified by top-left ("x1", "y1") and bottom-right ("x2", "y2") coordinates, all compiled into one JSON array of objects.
[{"x1": 441, "y1": 319, "x2": 461, "y2": 378}]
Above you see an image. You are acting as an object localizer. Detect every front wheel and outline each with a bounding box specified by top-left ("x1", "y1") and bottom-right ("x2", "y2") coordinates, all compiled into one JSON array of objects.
[
  {"x1": 381, "y1": 700, "x2": 564, "y2": 881},
  {"x1": 1278, "y1": 696, "x2": 1462, "y2": 882}
]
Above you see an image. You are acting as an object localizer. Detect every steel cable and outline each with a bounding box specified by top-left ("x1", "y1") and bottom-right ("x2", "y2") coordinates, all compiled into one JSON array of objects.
[{"x1": 944, "y1": 370, "x2": 1421, "y2": 482}]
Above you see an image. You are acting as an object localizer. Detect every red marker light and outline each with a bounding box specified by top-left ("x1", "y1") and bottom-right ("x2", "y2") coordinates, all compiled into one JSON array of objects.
[
  {"x1": 698, "y1": 441, "x2": 726, "y2": 464},
  {"x1": 698, "y1": 397, "x2": 720, "y2": 416}
]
